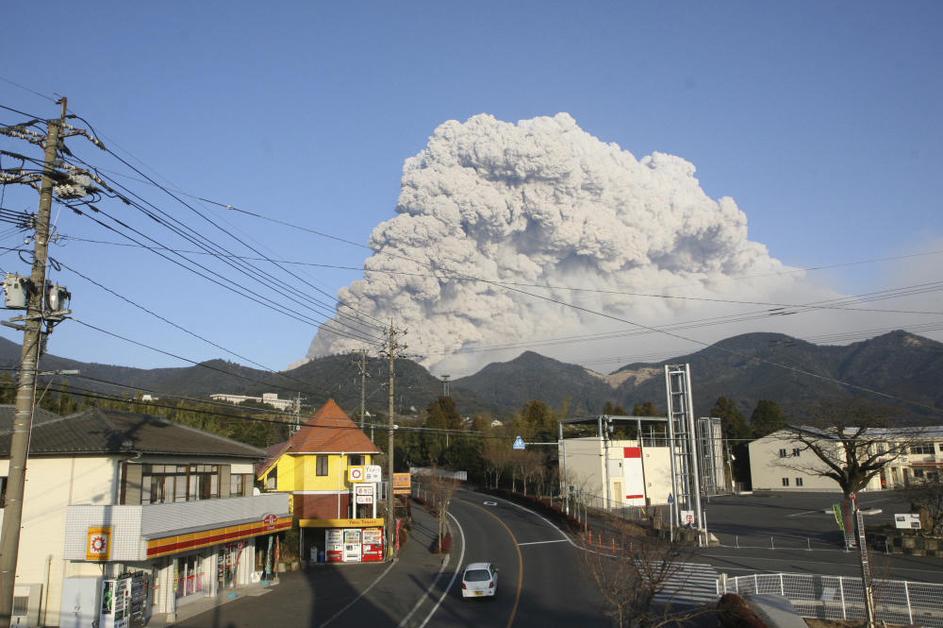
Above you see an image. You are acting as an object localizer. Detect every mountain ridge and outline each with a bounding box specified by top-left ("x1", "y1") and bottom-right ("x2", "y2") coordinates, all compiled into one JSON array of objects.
[{"x1": 0, "y1": 330, "x2": 939, "y2": 422}]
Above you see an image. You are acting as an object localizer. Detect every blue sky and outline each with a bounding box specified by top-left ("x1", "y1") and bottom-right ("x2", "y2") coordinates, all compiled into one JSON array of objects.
[{"x1": 1, "y1": 1, "x2": 941, "y2": 375}]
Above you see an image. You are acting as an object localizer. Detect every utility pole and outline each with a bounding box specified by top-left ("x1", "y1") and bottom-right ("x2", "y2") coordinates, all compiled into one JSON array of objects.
[
  {"x1": 355, "y1": 348, "x2": 368, "y2": 431},
  {"x1": 0, "y1": 100, "x2": 65, "y2": 626},
  {"x1": 381, "y1": 322, "x2": 405, "y2": 559}
]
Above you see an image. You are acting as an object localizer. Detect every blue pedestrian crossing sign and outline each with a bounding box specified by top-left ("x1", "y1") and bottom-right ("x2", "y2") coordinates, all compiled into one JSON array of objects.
[{"x1": 513, "y1": 435, "x2": 526, "y2": 450}]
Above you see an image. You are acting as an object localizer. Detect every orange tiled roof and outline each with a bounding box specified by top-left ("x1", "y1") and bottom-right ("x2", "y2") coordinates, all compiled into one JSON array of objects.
[{"x1": 286, "y1": 399, "x2": 380, "y2": 455}]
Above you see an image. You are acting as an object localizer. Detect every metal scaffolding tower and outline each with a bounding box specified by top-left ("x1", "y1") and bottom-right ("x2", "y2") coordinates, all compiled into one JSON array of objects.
[
  {"x1": 696, "y1": 416, "x2": 725, "y2": 496},
  {"x1": 664, "y1": 364, "x2": 705, "y2": 540}
]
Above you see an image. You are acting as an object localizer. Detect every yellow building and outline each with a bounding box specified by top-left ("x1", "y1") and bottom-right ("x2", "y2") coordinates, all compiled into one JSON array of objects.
[{"x1": 257, "y1": 399, "x2": 385, "y2": 562}]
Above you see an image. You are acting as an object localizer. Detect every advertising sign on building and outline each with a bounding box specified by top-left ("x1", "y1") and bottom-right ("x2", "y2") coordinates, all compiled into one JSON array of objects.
[
  {"x1": 86, "y1": 526, "x2": 113, "y2": 561},
  {"x1": 355, "y1": 484, "x2": 375, "y2": 504},
  {"x1": 364, "y1": 465, "x2": 382, "y2": 482},
  {"x1": 348, "y1": 466, "x2": 365, "y2": 482}
]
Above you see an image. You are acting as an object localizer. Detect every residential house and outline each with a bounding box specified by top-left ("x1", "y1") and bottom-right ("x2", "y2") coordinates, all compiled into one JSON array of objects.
[
  {"x1": 257, "y1": 400, "x2": 384, "y2": 564},
  {"x1": 749, "y1": 426, "x2": 943, "y2": 491},
  {"x1": 0, "y1": 406, "x2": 290, "y2": 626}
]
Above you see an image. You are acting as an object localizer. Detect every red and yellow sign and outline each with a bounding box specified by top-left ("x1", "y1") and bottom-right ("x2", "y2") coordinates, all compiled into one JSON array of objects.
[
  {"x1": 86, "y1": 526, "x2": 112, "y2": 561},
  {"x1": 393, "y1": 473, "x2": 411, "y2": 495},
  {"x1": 298, "y1": 517, "x2": 383, "y2": 528},
  {"x1": 146, "y1": 515, "x2": 292, "y2": 559}
]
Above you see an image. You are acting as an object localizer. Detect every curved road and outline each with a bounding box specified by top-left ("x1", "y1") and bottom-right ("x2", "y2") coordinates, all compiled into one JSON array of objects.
[{"x1": 419, "y1": 489, "x2": 609, "y2": 628}]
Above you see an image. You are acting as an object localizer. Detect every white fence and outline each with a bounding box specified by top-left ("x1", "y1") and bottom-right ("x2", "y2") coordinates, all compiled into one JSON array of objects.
[{"x1": 718, "y1": 572, "x2": 943, "y2": 627}]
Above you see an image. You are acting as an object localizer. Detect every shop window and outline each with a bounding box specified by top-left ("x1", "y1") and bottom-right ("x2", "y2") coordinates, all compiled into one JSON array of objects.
[
  {"x1": 316, "y1": 455, "x2": 329, "y2": 476},
  {"x1": 781, "y1": 478, "x2": 790, "y2": 487},
  {"x1": 349, "y1": 454, "x2": 364, "y2": 466},
  {"x1": 176, "y1": 554, "x2": 206, "y2": 598}
]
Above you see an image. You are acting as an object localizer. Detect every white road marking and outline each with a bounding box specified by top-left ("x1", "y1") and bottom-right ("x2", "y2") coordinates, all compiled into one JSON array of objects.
[
  {"x1": 416, "y1": 511, "x2": 466, "y2": 628},
  {"x1": 517, "y1": 539, "x2": 569, "y2": 546},
  {"x1": 321, "y1": 559, "x2": 398, "y2": 627},
  {"x1": 398, "y1": 554, "x2": 450, "y2": 627},
  {"x1": 483, "y1": 501, "x2": 497, "y2": 506},
  {"x1": 785, "y1": 510, "x2": 820, "y2": 518}
]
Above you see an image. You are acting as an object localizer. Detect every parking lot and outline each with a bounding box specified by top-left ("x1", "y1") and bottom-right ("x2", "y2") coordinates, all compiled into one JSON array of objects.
[{"x1": 703, "y1": 490, "x2": 913, "y2": 550}]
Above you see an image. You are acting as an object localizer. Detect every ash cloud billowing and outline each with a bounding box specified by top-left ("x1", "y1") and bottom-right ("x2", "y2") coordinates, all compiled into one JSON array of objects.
[{"x1": 308, "y1": 113, "x2": 827, "y2": 373}]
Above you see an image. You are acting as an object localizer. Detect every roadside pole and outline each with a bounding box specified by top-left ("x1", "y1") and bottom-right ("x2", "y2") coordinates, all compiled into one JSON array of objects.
[{"x1": 0, "y1": 102, "x2": 64, "y2": 626}]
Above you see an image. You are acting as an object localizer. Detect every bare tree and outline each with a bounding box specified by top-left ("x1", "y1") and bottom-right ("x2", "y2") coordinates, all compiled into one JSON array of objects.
[
  {"x1": 425, "y1": 467, "x2": 459, "y2": 552},
  {"x1": 579, "y1": 522, "x2": 710, "y2": 628},
  {"x1": 513, "y1": 449, "x2": 544, "y2": 497},
  {"x1": 481, "y1": 435, "x2": 515, "y2": 489},
  {"x1": 780, "y1": 410, "x2": 925, "y2": 544}
]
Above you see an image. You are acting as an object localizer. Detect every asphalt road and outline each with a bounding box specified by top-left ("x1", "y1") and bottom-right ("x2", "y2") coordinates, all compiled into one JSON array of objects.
[
  {"x1": 420, "y1": 489, "x2": 610, "y2": 628},
  {"x1": 175, "y1": 489, "x2": 612, "y2": 628}
]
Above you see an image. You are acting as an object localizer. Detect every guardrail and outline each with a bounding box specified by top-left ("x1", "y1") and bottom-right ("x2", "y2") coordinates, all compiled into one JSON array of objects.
[{"x1": 718, "y1": 572, "x2": 943, "y2": 627}]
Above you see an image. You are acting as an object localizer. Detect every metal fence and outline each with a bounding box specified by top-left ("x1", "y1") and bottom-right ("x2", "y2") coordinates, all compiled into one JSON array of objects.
[{"x1": 718, "y1": 572, "x2": 943, "y2": 627}]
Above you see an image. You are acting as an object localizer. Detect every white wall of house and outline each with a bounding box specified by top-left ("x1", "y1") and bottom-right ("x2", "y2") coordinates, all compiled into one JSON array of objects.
[
  {"x1": 749, "y1": 431, "x2": 883, "y2": 492},
  {"x1": 0, "y1": 456, "x2": 116, "y2": 626}
]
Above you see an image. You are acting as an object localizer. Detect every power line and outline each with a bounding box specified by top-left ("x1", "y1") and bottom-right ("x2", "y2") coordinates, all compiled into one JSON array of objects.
[
  {"x1": 73, "y1": 144, "x2": 387, "y2": 332},
  {"x1": 61, "y1": 200, "x2": 381, "y2": 345},
  {"x1": 55, "y1": 258, "x2": 338, "y2": 389},
  {"x1": 59, "y1": 156, "x2": 384, "y2": 340},
  {"x1": 53, "y1": 234, "x2": 943, "y2": 316}
]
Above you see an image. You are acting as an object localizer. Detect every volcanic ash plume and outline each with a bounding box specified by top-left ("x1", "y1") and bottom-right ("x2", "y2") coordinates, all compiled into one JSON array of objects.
[{"x1": 307, "y1": 113, "x2": 804, "y2": 372}]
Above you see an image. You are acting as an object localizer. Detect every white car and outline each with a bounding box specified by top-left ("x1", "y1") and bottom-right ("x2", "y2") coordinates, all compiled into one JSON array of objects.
[{"x1": 461, "y1": 562, "x2": 498, "y2": 598}]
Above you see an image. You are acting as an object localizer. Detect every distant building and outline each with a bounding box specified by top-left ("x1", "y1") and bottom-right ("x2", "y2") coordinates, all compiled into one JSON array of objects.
[
  {"x1": 210, "y1": 392, "x2": 297, "y2": 412},
  {"x1": 0, "y1": 406, "x2": 289, "y2": 626},
  {"x1": 559, "y1": 415, "x2": 726, "y2": 509},
  {"x1": 257, "y1": 400, "x2": 384, "y2": 564},
  {"x1": 749, "y1": 426, "x2": 943, "y2": 492}
]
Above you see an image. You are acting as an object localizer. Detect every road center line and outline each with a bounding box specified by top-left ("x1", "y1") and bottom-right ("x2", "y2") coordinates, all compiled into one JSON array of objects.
[
  {"x1": 517, "y1": 539, "x2": 569, "y2": 546},
  {"x1": 416, "y1": 511, "x2": 466, "y2": 628},
  {"x1": 467, "y1": 500, "x2": 524, "y2": 628}
]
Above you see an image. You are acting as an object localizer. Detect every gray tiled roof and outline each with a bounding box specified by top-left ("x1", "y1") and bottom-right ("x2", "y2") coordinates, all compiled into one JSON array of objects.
[{"x1": 0, "y1": 406, "x2": 265, "y2": 459}]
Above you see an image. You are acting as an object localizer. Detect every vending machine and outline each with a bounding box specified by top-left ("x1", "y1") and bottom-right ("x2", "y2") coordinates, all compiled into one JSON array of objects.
[
  {"x1": 361, "y1": 527, "x2": 384, "y2": 562},
  {"x1": 325, "y1": 529, "x2": 344, "y2": 563},
  {"x1": 342, "y1": 528, "x2": 362, "y2": 562},
  {"x1": 99, "y1": 575, "x2": 131, "y2": 628}
]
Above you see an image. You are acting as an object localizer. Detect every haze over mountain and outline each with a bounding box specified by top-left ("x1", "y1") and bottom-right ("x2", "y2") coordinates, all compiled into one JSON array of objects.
[{"x1": 1, "y1": 330, "x2": 940, "y2": 424}]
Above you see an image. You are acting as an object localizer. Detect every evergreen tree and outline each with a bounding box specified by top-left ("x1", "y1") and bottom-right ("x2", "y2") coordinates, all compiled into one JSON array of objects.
[
  {"x1": 603, "y1": 401, "x2": 627, "y2": 415},
  {"x1": 750, "y1": 399, "x2": 786, "y2": 437},
  {"x1": 632, "y1": 401, "x2": 660, "y2": 416},
  {"x1": 710, "y1": 396, "x2": 749, "y2": 441}
]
